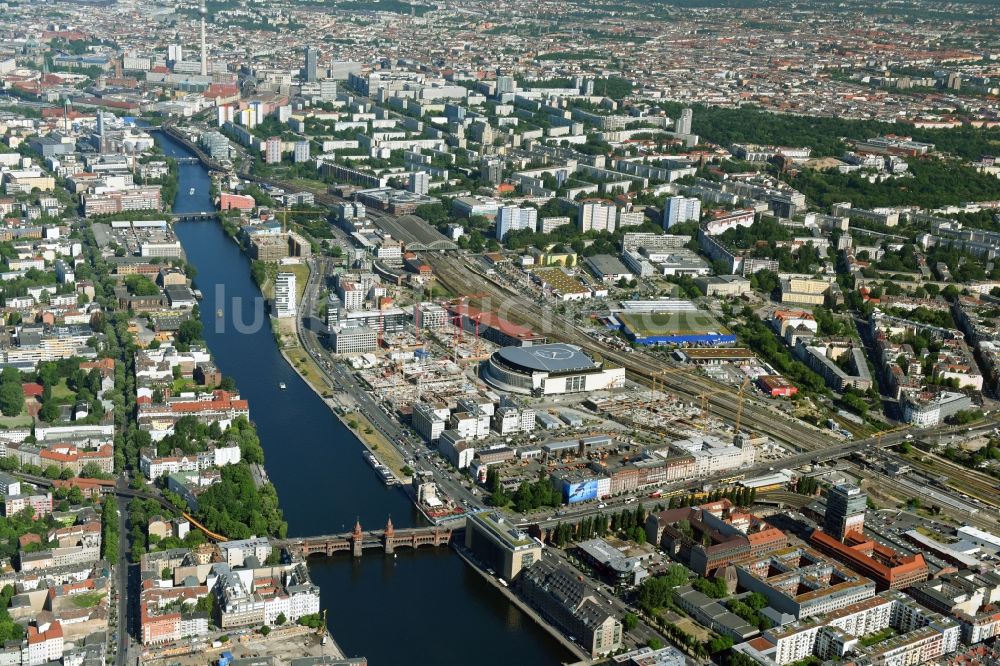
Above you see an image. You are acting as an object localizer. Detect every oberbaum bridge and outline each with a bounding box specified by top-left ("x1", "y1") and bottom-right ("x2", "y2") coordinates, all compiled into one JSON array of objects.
[{"x1": 275, "y1": 518, "x2": 455, "y2": 558}]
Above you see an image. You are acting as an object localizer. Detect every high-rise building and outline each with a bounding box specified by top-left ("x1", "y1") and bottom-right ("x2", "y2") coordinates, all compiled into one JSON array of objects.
[
  {"x1": 496, "y1": 75, "x2": 516, "y2": 96},
  {"x1": 663, "y1": 196, "x2": 701, "y2": 228},
  {"x1": 480, "y1": 158, "x2": 503, "y2": 185},
  {"x1": 274, "y1": 272, "x2": 296, "y2": 319},
  {"x1": 445, "y1": 103, "x2": 466, "y2": 123},
  {"x1": 199, "y1": 2, "x2": 208, "y2": 77},
  {"x1": 824, "y1": 483, "x2": 867, "y2": 541},
  {"x1": 496, "y1": 206, "x2": 538, "y2": 240},
  {"x1": 265, "y1": 137, "x2": 282, "y2": 165},
  {"x1": 676, "y1": 108, "x2": 693, "y2": 135},
  {"x1": 167, "y1": 44, "x2": 183, "y2": 64},
  {"x1": 319, "y1": 80, "x2": 337, "y2": 102},
  {"x1": 583, "y1": 79, "x2": 595, "y2": 96},
  {"x1": 579, "y1": 202, "x2": 616, "y2": 233},
  {"x1": 409, "y1": 171, "x2": 429, "y2": 195},
  {"x1": 293, "y1": 140, "x2": 310, "y2": 164},
  {"x1": 304, "y1": 47, "x2": 319, "y2": 83}
]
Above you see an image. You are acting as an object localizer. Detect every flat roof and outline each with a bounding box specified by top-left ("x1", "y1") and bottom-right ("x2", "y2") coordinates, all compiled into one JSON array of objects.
[
  {"x1": 585, "y1": 254, "x2": 631, "y2": 276},
  {"x1": 497, "y1": 343, "x2": 597, "y2": 373},
  {"x1": 471, "y1": 511, "x2": 536, "y2": 550},
  {"x1": 681, "y1": 347, "x2": 755, "y2": 358}
]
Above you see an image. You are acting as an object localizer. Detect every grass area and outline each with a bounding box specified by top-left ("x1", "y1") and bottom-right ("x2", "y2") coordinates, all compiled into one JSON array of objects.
[
  {"x1": 347, "y1": 410, "x2": 410, "y2": 481},
  {"x1": 52, "y1": 378, "x2": 75, "y2": 401},
  {"x1": 284, "y1": 263, "x2": 310, "y2": 303},
  {"x1": 670, "y1": 616, "x2": 711, "y2": 642},
  {"x1": 283, "y1": 345, "x2": 326, "y2": 390},
  {"x1": 860, "y1": 627, "x2": 896, "y2": 647},
  {"x1": 0, "y1": 412, "x2": 34, "y2": 428},
  {"x1": 618, "y1": 311, "x2": 728, "y2": 337},
  {"x1": 172, "y1": 378, "x2": 200, "y2": 394},
  {"x1": 71, "y1": 591, "x2": 105, "y2": 608},
  {"x1": 285, "y1": 177, "x2": 329, "y2": 193}
]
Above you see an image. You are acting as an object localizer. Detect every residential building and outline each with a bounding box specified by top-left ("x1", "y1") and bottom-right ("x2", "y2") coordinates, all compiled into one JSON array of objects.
[
  {"x1": 265, "y1": 137, "x2": 282, "y2": 165},
  {"x1": 663, "y1": 196, "x2": 701, "y2": 229},
  {"x1": 293, "y1": 140, "x2": 310, "y2": 163},
  {"x1": 496, "y1": 206, "x2": 537, "y2": 240},
  {"x1": 274, "y1": 272, "x2": 296, "y2": 319},
  {"x1": 579, "y1": 202, "x2": 616, "y2": 233},
  {"x1": 736, "y1": 545, "x2": 876, "y2": 619},
  {"x1": 746, "y1": 591, "x2": 960, "y2": 666},
  {"x1": 409, "y1": 171, "x2": 429, "y2": 196},
  {"x1": 675, "y1": 108, "x2": 693, "y2": 135},
  {"x1": 519, "y1": 558, "x2": 623, "y2": 657}
]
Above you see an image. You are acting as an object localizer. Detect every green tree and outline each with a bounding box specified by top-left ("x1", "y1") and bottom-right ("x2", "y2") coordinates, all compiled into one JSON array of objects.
[
  {"x1": 622, "y1": 612, "x2": 638, "y2": 631},
  {"x1": 0, "y1": 383, "x2": 23, "y2": 417}
]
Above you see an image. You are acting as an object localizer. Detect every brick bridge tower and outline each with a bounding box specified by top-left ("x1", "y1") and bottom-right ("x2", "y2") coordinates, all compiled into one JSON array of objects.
[
  {"x1": 384, "y1": 516, "x2": 395, "y2": 555},
  {"x1": 351, "y1": 518, "x2": 363, "y2": 557}
]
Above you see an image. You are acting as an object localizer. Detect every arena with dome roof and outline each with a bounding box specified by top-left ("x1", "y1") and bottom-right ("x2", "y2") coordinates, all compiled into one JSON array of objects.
[{"x1": 481, "y1": 343, "x2": 626, "y2": 395}]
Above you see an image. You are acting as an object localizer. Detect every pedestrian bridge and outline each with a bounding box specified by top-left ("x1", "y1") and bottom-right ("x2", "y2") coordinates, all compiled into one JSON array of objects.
[{"x1": 276, "y1": 518, "x2": 455, "y2": 557}]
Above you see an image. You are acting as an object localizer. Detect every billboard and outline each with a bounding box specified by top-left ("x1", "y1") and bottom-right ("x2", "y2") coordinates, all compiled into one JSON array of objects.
[{"x1": 565, "y1": 479, "x2": 599, "y2": 504}]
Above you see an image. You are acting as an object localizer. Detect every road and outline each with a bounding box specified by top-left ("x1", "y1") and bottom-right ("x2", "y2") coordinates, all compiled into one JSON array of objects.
[
  {"x1": 114, "y1": 477, "x2": 138, "y2": 666},
  {"x1": 294, "y1": 256, "x2": 484, "y2": 514},
  {"x1": 247, "y1": 154, "x2": 1000, "y2": 534},
  {"x1": 524, "y1": 419, "x2": 1000, "y2": 530}
]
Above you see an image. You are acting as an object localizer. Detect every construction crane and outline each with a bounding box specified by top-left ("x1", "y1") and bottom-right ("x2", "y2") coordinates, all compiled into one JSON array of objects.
[
  {"x1": 734, "y1": 377, "x2": 751, "y2": 434},
  {"x1": 650, "y1": 366, "x2": 695, "y2": 395},
  {"x1": 697, "y1": 380, "x2": 747, "y2": 427}
]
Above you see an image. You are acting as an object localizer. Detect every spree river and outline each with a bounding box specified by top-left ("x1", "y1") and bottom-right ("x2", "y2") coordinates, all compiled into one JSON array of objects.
[{"x1": 153, "y1": 131, "x2": 571, "y2": 665}]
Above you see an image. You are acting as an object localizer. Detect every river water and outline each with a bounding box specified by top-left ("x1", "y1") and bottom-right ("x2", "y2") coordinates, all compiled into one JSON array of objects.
[{"x1": 153, "y1": 131, "x2": 572, "y2": 664}]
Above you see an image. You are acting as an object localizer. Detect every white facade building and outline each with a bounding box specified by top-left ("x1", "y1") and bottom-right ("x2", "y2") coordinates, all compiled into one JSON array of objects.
[
  {"x1": 496, "y1": 206, "x2": 538, "y2": 240},
  {"x1": 663, "y1": 196, "x2": 702, "y2": 228},
  {"x1": 274, "y1": 272, "x2": 297, "y2": 319},
  {"x1": 579, "y1": 202, "x2": 617, "y2": 233}
]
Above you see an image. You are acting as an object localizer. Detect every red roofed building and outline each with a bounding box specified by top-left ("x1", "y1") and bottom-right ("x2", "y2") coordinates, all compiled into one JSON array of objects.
[
  {"x1": 220, "y1": 192, "x2": 255, "y2": 211},
  {"x1": 22, "y1": 383, "x2": 44, "y2": 398},
  {"x1": 810, "y1": 529, "x2": 929, "y2": 591},
  {"x1": 41, "y1": 108, "x2": 91, "y2": 121},
  {"x1": 39, "y1": 444, "x2": 114, "y2": 475},
  {"x1": 52, "y1": 477, "x2": 117, "y2": 499},
  {"x1": 25, "y1": 620, "x2": 64, "y2": 665},
  {"x1": 80, "y1": 358, "x2": 116, "y2": 377},
  {"x1": 137, "y1": 390, "x2": 249, "y2": 439},
  {"x1": 447, "y1": 301, "x2": 546, "y2": 347}
]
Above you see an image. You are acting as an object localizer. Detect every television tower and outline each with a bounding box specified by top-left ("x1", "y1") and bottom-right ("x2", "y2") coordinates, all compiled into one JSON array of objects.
[{"x1": 199, "y1": 1, "x2": 208, "y2": 77}]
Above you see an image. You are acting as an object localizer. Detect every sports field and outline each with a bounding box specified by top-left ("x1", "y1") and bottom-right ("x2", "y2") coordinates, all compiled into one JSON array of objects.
[{"x1": 617, "y1": 311, "x2": 729, "y2": 337}]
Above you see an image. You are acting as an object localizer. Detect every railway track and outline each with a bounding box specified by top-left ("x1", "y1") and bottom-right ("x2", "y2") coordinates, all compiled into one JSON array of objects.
[
  {"x1": 428, "y1": 253, "x2": 833, "y2": 450},
  {"x1": 903, "y1": 453, "x2": 1000, "y2": 510},
  {"x1": 244, "y1": 182, "x2": 843, "y2": 453}
]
